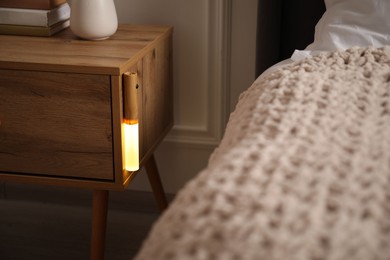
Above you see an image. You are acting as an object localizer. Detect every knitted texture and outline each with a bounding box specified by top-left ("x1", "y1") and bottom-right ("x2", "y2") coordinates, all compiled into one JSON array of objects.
[{"x1": 135, "y1": 46, "x2": 390, "y2": 260}]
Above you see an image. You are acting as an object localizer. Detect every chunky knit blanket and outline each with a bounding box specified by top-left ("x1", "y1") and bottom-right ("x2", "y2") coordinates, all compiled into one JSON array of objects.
[{"x1": 136, "y1": 46, "x2": 390, "y2": 260}]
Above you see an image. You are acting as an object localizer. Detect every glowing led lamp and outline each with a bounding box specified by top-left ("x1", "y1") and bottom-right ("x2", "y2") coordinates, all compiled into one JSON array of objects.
[
  {"x1": 123, "y1": 72, "x2": 139, "y2": 171},
  {"x1": 123, "y1": 119, "x2": 139, "y2": 171}
]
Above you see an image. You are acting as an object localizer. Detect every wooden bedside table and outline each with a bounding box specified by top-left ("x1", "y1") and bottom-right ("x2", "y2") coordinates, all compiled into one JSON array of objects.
[{"x1": 0, "y1": 24, "x2": 173, "y2": 259}]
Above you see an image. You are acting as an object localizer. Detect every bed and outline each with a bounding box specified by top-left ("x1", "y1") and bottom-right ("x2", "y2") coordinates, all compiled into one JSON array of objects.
[{"x1": 135, "y1": 0, "x2": 390, "y2": 259}]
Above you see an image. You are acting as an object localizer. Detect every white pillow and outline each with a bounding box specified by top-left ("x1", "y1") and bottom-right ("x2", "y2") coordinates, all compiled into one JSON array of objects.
[{"x1": 306, "y1": 0, "x2": 390, "y2": 52}]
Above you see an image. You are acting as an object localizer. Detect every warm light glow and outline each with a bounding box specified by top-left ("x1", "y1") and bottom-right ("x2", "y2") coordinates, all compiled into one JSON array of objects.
[{"x1": 123, "y1": 122, "x2": 139, "y2": 171}]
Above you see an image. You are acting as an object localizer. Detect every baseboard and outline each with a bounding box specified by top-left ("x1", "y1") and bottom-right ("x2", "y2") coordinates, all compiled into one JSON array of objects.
[{"x1": 127, "y1": 140, "x2": 216, "y2": 193}]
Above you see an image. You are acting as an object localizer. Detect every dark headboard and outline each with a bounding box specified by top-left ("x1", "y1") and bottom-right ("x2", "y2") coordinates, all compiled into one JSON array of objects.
[{"x1": 255, "y1": 0, "x2": 326, "y2": 76}]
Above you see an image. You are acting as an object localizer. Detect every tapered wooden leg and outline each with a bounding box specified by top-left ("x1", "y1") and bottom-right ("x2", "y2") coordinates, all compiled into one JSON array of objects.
[
  {"x1": 90, "y1": 190, "x2": 109, "y2": 260},
  {"x1": 145, "y1": 154, "x2": 168, "y2": 212}
]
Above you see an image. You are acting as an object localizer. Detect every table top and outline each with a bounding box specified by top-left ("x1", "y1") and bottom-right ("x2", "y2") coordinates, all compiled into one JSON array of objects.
[{"x1": 0, "y1": 24, "x2": 172, "y2": 75}]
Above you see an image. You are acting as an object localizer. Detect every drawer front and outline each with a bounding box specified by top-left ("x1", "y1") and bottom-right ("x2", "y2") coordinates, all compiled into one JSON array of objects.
[{"x1": 0, "y1": 69, "x2": 114, "y2": 180}]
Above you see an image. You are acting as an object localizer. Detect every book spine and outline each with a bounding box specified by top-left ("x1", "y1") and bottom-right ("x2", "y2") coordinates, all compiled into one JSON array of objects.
[
  {"x1": 0, "y1": 3, "x2": 70, "y2": 27},
  {"x1": 0, "y1": 0, "x2": 67, "y2": 10},
  {"x1": 47, "y1": 3, "x2": 71, "y2": 26},
  {"x1": 0, "y1": 20, "x2": 69, "y2": 36}
]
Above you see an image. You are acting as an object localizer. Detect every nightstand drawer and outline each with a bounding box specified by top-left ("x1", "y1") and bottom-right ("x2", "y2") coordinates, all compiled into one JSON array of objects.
[{"x1": 0, "y1": 69, "x2": 114, "y2": 180}]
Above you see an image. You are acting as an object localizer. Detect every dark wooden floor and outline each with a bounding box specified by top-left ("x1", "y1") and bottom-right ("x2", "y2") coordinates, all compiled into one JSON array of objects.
[{"x1": 0, "y1": 183, "x2": 170, "y2": 260}]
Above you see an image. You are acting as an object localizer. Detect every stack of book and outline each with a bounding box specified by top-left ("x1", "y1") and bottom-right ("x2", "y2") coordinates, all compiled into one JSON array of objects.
[{"x1": 0, "y1": 0, "x2": 70, "y2": 36}]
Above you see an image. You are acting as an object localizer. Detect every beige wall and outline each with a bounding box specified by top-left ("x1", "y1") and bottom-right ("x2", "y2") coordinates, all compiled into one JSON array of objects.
[
  {"x1": 230, "y1": 0, "x2": 258, "y2": 111},
  {"x1": 114, "y1": 0, "x2": 258, "y2": 193}
]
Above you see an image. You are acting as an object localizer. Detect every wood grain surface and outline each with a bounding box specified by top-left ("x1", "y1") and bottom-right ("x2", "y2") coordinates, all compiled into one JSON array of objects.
[
  {"x1": 0, "y1": 69, "x2": 114, "y2": 180},
  {"x1": 0, "y1": 24, "x2": 173, "y2": 76}
]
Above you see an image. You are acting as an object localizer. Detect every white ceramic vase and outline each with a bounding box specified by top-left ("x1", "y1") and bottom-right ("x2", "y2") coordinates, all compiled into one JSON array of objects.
[{"x1": 67, "y1": 0, "x2": 118, "y2": 40}]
